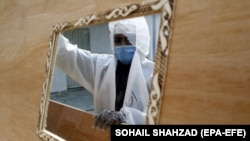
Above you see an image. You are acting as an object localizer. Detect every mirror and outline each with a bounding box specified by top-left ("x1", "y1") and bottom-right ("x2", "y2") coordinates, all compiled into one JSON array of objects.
[
  {"x1": 37, "y1": 0, "x2": 175, "y2": 140},
  {"x1": 50, "y1": 14, "x2": 161, "y2": 114}
]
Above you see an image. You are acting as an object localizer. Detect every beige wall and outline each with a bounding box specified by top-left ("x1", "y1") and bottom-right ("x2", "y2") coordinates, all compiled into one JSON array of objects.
[
  {"x1": 0, "y1": 0, "x2": 141, "y2": 140},
  {"x1": 0, "y1": 0, "x2": 250, "y2": 140},
  {"x1": 160, "y1": 0, "x2": 250, "y2": 124}
]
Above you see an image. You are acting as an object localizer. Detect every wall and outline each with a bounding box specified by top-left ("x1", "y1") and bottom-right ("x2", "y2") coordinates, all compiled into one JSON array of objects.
[
  {"x1": 0, "y1": 0, "x2": 142, "y2": 140},
  {"x1": 1, "y1": 0, "x2": 250, "y2": 140},
  {"x1": 160, "y1": 0, "x2": 250, "y2": 124}
]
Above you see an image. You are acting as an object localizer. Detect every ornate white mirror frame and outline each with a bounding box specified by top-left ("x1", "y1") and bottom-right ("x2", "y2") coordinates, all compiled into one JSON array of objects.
[{"x1": 37, "y1": 0, "x2": 176, "y2": 140}]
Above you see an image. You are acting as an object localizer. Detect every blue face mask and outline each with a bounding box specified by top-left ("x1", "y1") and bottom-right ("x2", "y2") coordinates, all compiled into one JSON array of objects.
[{"x1": 115, "y1": 46, "x2": 136, "y2": 64}]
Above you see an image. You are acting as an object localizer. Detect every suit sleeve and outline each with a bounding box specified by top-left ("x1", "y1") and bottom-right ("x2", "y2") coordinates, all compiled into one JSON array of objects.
[{"x1": 56, "y1": 34, "x2": 96, "y2": 94}]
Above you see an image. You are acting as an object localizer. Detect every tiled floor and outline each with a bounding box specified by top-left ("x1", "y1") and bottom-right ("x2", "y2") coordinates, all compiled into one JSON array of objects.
[{"x1": 50, "y1": 87, "x2": 94, "y2": 114}]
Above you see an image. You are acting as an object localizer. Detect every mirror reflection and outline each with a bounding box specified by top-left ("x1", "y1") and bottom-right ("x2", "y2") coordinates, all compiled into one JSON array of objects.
[{"x1": 50, "y1": 14, "x2": 161, "y2": 129}]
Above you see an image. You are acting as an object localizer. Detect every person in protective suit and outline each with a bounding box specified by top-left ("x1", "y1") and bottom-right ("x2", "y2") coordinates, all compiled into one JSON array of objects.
[{"x1": 56, "y1": 16, "x2": 154, "y2": 130}]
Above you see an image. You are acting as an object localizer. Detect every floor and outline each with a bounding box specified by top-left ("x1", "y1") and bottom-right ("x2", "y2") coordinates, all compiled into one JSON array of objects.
[{"x1": 50, "y1": 87, "x2": 94, "y2": 114}]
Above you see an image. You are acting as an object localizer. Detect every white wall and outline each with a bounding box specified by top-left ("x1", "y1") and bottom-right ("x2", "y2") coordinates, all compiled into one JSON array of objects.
[
  {"x1": 145, "y1": 14, "x2": 161, "y2": 61},
  {"x1": 51, "y1": 66, "x2": 67, "y2": 92},
  {"x1": 89, "y1": 24, "x2": 112, "y2": 54}
]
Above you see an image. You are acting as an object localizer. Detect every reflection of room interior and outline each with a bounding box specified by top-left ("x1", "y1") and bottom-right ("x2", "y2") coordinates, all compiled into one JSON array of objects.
[{"x1": 50, "y1": 14, "x2": 161, "y2": 111}]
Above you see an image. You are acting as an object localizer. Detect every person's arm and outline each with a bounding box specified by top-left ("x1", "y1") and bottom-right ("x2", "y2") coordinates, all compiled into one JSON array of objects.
[{"x1": 56, "y1": 34, "x2": 96, "y2": 93}]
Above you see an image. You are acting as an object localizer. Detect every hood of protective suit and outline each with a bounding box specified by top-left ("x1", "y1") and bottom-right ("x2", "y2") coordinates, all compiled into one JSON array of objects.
[{"x1": 109, "y1": 16, "x2": 150, "y2": 59}]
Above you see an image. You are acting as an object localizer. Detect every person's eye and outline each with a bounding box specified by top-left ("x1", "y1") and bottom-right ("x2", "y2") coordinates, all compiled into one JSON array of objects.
[{"x1": 115, "y1": 37, "x2": 121, "y2": 44}]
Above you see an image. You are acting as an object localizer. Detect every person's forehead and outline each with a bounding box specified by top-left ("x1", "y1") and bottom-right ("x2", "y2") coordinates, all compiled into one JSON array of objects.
[{"x1": 114, "y1": 34, "x2": 127, "y2": 38}]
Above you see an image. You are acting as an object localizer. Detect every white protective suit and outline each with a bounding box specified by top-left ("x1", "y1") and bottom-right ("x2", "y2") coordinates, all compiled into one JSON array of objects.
[{"x1": 56, "y1": 16, "x2": 154, "y2": 124}]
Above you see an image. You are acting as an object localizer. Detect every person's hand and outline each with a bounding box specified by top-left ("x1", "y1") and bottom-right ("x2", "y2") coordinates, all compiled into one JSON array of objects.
[{"x1": 93, "y1": 109, "x2": 126, "y2": 130}]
